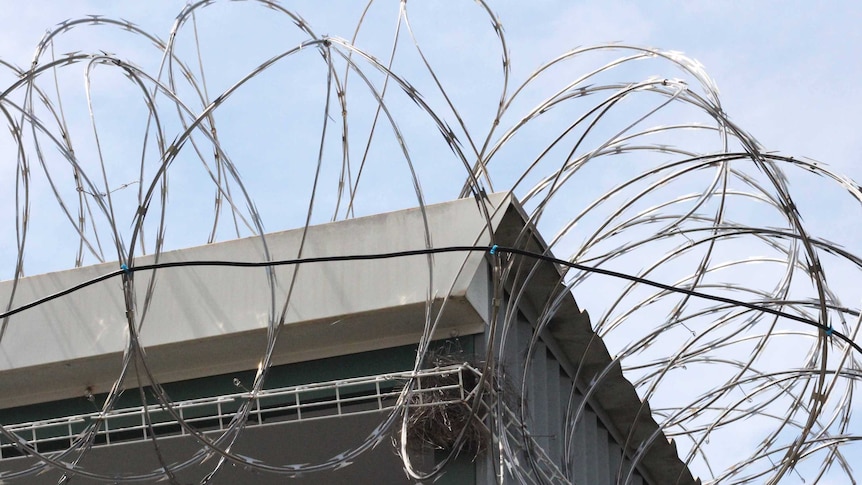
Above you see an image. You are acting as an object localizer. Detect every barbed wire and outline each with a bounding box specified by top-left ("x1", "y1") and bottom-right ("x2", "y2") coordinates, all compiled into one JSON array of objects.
[{"x1": 1, "y1": 1, "x2": 860, "y2": 483}]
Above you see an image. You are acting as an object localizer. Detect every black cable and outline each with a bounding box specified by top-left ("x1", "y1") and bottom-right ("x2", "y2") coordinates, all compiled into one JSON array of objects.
[
  {"x1": 0, "y1": 246, "x2": 482, "y2": 320},
  {"x1": 1, "y1": 244, "x2": 860, "y2": 355},
  {"x1": 1, "y1": 271, "x2": 123, "y2": 320},
  {"x1": 496, "y1": 245, "x2": 862, "y2": 355}
]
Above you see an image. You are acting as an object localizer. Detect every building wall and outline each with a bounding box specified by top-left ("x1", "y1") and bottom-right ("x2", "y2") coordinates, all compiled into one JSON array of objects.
[{"x1": 0, "y1": 195, "x2": 697, "y2": 484}]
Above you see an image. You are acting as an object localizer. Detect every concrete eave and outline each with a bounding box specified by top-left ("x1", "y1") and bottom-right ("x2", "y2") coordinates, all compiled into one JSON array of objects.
[{"x1": 0, "y1": 194, "x2": 509, "y2": 408}]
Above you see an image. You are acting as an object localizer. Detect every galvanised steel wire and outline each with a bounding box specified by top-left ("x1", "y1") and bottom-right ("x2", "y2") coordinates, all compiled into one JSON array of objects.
[{"x1": 0, "y1": 1, "x2": 860, "y2": 483}]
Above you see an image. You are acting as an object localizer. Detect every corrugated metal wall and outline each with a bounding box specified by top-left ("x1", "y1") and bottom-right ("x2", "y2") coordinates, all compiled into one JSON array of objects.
[{"x1": 477, "y1": 307, "x2": 651, "y2": 485}]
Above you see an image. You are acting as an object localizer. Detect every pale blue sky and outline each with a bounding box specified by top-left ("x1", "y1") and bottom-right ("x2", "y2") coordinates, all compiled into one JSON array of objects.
[
  {"x1": 1, "y1": 1, "x2": 859, "y2": 167},
  {"x1": 1, "y1": 1, "x2": 858, "y2": 252},
  {"x1": 1, "y1": 0, "x2": 856, "y2": 282}
]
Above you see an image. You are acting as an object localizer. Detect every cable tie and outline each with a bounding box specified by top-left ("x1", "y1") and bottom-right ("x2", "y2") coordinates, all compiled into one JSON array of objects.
[
  {"x1": 120, "y1": 264, "x2": 130, "y2": 275},
  {"x1": 825, "y1": 325, "x2": 834, "y2": 337},
  {"x1": 490, "y1": 244, "x2": 498, "y2": 255}
]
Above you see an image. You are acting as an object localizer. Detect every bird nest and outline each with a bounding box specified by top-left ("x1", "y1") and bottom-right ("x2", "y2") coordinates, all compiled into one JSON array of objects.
[{"x1": 396, "y1": 350, "x2": 492, "y2": 458}]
